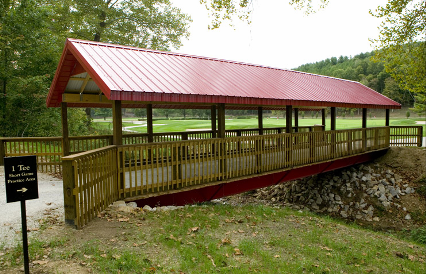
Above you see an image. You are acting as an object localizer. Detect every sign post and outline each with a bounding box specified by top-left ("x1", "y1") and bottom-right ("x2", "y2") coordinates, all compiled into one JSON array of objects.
[{"x1": 4, "y1": 155, "x2": 39, "y2": 274}]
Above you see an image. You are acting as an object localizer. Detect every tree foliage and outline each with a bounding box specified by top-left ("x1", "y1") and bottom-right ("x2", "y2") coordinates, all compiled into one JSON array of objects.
[
  {"x1": 200, "y1": 0, "x2": 328, "y2": 29},
  {"x1": 48, "y1": 0, "x2": 191, "y2": 50},
  {"x1": 294, "y1": 51, "x2": 414, "y2": 106},
  {"x1": 370, "y1": 0, "x2": 425, "y2": 114},
  {"x1": 0, "y1": 0, "x2": 191, "y2": 137}
]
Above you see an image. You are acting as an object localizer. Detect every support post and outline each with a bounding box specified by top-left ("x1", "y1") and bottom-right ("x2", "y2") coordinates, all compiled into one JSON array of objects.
[
  {"x1": 147, "y1": 104, "x2": 153, "y2": 143},
  {"x1": 61, "y1": 102, "x2": 70, "y2": 157},
  {"x1": 217, "y1": 104, "x2": 226, "y2": 139},
  {"x1": 211, "y1": 105, "x2": 216, "y2": 138},
  {"x1": 385, "y1": 109, "x2": 390, "y2": 127},
  {"x1": 322, "y1": 108, "x2": 326, "y2": 129},
  {"x1": 330, "y1": 107, "x2": 336, "y2": 156},
  {"x1": 362, "y1": 108, "x2": 367, "y2": 129},
  {"x1": 112, "y1": 100, "x2": 123, "y2": 145},
  {"x1": 62, "y1": 159, "x2": 76, "y2": 227},
  {"x1": 217, "y1": 104, "x2": 226, "y2": 179},
  {"x1": 286, "y1": 105, "x2": 293, "y2": 133},
  {"x1": 294, "y1": 108, "x2": 299, "y2": 133},
  {"x1": 362, "y1": 108, "x2": 367, "y2": 151},
  {"x1": 330, "y1": 107, "x2": 336, "y2": 131},
  {"x1": 418, "y1": 126, "x2": 423, "y2": 147},
  {"x1": 258, "y1": 107, "x2": 263, "y2": 135}
]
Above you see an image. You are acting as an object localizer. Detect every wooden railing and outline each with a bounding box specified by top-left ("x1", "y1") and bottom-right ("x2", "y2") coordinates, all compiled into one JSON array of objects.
[
  {"x1": 116, "y1": 127, "x2": 389, "y2": 200},
  {"x1": 0, "y1": 137, "x2": 63, "y2": 173},
  {"x1": 0, "y1": 125, "x2": 324, "y2": 171},
  {"x1": 61, "y1": 127, "x2": 389, "y2": 228},
  {"x1": 62, "y1": 146, "x2": 118, "y2": 228},
  {"x1": 390, "y1": 126, "x2": 423, "y2": 147}
]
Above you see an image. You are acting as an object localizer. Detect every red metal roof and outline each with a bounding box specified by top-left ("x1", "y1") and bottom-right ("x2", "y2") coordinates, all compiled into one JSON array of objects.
[{"x1": 47, "y1": 38, "x2": 401, "y2": 109}]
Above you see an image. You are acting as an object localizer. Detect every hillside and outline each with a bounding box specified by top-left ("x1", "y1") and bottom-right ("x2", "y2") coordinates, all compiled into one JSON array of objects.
[{"x1": 294, "y1": 51, "x2": 414, "y2": 106}]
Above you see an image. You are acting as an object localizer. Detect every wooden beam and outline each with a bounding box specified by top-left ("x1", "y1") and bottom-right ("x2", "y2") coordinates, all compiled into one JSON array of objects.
[
  {"x1": 62, "y1": 93, "x2": 112, "y2": 104},
  {"x1": 62, "y1": 159, "x2": 76, "y2": 227},
  {"x1": 331, "y1": 107, "x2": 336, "y2": 130},
  {"x1": 112, "y1": 100, "x2": 122, "y2": 145},
  {"x1": 385, "y1": 109, "x2": 390, "y2": 126},
  {"x1": 362, "y1": 108, "x2": 367, "y2": 128},
  {"x1": 61, "y1": 102, "x2": 70, "y2": 157},
  {"x1": 211, "y1": 105, "x2": 217, "y2": 138},
  {"x1": 286, "y1": 105, "x2": 293, "y2": 133},
  {"x1": 79, "y1": 74, "x2": 91, "y2": 94},
  {"x1": 217, "y1": 103, "x2": 226, "y2": 138},
  {"x1": 147, "y1": 104, "x2": 153, "y2": 143},
  {"x1": 258, "y1": 107, "x2": 264, "y2": 135}
]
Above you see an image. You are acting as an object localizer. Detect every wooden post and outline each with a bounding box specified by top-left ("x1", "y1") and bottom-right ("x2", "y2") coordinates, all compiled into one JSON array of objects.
[
  {"x1": 362, "y1": 108, "x2": 367, "y2": 151},
  {"x1": 385, "y1": 109, "x2": 390, "y2": 127},
  {"x1": 62, "y1": 159, "x2": 76, "y2": 227},
  {"x1": 112, "y1": 100, "x2": 122, "y2": 145},
  {"x1": 330, "y1": 107, "x2": 336, "y2": 131},
  {"x1": 61, "y1": 102, "x2": 70, "y2": 157},
  {"x1": 418, "y1": 126, "x2": 423, "y2": 147},
  {"x1": 330, "y1": 107, "x2": 336, "y2": 156},
  {"x1": 147, "y1": 104, "x2": 153, "y2": 143},
  {"x1": 217, "y1": 104, "x2": 226, "y2": 179},
  {"x1": 258, "y1": 107, "x2": 263, "y2": 135},
  {"x1": 322, "y1": 108, "x2": 326, "y2": 129},
  {"x1": 294, "y1": 108, "x2": 299, "y2": 133},
  {"x1": 362, "y1": 108, "x2": 367, "y2": 129},
  {"x1": 217, "y1": 104, "x2": 225, "y2": 139},
  {"x1": 211, "y1": 105, "x2": 217, "y2": 138},
  {"x1": 286, "y1": 105, "x2": 293, "y2": 133}
]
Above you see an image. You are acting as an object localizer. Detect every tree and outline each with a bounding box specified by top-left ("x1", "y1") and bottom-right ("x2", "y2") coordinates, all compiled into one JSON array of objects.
[
  {"x1": 370, "y1": 0, "x2": 425, "y2": 114},
  {"x1": 49, "y1": 0, "x2": 191, "y2": 50},
  {"x1": 200, "y1": 0, "x2": 329, "y2": 29}
]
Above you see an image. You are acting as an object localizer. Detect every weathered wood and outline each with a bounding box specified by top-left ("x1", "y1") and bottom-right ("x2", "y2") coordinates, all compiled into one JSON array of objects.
[
  {"x1": 294, "y1": 108, "x2": 299, "y2": 133},
  {"x1": 147, "y1": 104, "x2": 153, "y2": 143},
  {"x1": 286, "y1": 105, "x2": 293, "y2": 133},
  {"x1": 112, "y1": 100, "x2": 123, "y2": 145},
  {"x1": 62, "y1": 159, "x2": 76, "y2": 227},
  {"x1": 362, "y1": 108, "x2": 367, "y2": 129},
  {"x1": 330, "y1": 107, "x2": 336, "y2": 130},
  {"x1": 385, "y1": 109, "x2": 390, "y2": 126},
  {"x1": 61, "y1": 102, "x2": 70, "y2": 157},
  {"x1": 258, "y1": 107, "x2": 264, "y2": 135},
  {"x1": 217, "y1": 104, "x2": 226, "y2": 138},
  {"x1": 211, "y1": 105, "x2": 217, "y2": 138},
  {"x1": 322, "y1": 109, "x2": 326, "y2": 128}
]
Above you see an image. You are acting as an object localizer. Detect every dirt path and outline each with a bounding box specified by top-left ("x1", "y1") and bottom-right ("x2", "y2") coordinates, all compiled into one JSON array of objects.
[{"x1": 0, "y1": 167, "x2": 64, "y2": 248}]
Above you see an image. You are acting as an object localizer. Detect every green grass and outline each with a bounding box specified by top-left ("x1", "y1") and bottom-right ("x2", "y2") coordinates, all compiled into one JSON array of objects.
[
  {"x1": 93, "y1": 117, "x2": 425, "y2": 136},
  {"x1": 2, "y1": 203, "x2": 424, "y2": 273}
]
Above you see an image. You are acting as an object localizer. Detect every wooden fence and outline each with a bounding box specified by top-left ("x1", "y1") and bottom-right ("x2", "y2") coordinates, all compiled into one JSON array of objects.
[
  {"x1": 60, "y1": 127, "x2": 389, "y2": 228},
  {"x1": 390, "y1": 126, "x2": 423, "y2": 147},
  {"x1": 62, "y1": 146, "x2": 118, "y2": 228}
]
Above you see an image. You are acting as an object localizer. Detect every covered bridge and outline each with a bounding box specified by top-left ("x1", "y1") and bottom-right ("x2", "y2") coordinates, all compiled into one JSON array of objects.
[{"x1": 44, "y1": 38, "x2": 415, "y2": 228}]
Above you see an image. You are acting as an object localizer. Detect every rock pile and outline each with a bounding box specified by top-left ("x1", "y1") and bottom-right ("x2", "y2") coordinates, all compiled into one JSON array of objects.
[{"x1": 253, "y1": 163, "x2": 417, "y2": 222}]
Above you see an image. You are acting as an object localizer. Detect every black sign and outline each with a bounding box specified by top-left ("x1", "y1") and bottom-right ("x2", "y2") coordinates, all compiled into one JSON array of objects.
[{"x1": 4, "y1": 156, "x2": 39, "y2": 203}]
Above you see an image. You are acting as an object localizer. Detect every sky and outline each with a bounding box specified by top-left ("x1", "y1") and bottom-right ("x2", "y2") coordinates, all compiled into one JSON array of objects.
[{"x1": 171, "y1": 0, "x2": 388, "y2": 70}]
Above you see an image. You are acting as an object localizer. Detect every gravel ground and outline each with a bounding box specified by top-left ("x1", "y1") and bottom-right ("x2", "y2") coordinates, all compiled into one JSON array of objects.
[{"x1": 0, "y1": 166, "x2": 64, "y2": 248}]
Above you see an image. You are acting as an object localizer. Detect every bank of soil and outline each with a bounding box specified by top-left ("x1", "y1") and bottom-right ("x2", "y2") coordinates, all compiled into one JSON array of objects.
[{"x1": 222, "y1": 147, "x2": 426, "y2": 231}]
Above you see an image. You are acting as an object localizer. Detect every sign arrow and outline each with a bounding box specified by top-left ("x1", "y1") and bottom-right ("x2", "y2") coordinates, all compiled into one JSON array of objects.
[{"x1": 17, "y1": 188, "x2": 28, "y2": 193}]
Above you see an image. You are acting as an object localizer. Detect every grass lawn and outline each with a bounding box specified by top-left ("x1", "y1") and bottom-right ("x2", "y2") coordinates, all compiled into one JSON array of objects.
[
  {"x1": 93, "y1": 117, "x2": 425, "y2": 136},
  {"x1": 3, "y1": 203, "x2": 424, "y2": 273}
]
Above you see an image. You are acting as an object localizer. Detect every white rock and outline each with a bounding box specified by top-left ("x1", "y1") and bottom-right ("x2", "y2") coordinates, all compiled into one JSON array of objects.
[
  {"x1": 373, "y1": 217, "x2": 380, "y2": 222},
  {"x1": 112, "y1": 201, "x2": 126, "y2": 207},
  {"x1": 127, "y1": 202, "x2": 138, "y2": 208},
  {"x1": 143, "y1": 205, "x2": 153, "y2": 211},
  {"x1": 405, "y1": 214, "x2": 411, "y2": 220}
]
